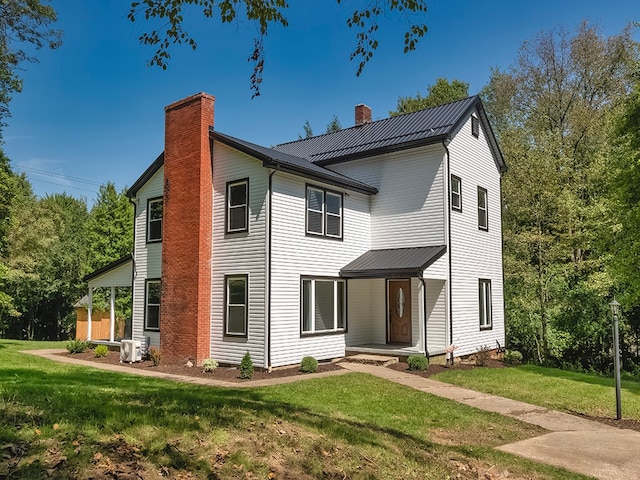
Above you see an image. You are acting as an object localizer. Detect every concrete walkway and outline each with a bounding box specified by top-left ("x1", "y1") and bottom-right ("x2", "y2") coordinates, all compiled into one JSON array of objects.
[
  {"x1": 340, "y1": 362, "x2": 640, "y2": 480},
  {"x1": 27, "y1": 349, "x2": 640, "y2": 479}
]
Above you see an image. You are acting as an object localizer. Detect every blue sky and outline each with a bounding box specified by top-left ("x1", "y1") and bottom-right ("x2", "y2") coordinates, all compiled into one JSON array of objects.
[{"x1": 3, "y1": 0, "x2": 638, "y2": 205}]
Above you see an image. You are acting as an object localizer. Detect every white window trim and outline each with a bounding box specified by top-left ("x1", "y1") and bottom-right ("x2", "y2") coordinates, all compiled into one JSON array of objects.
[
  {"x1": 301, "y1": 278, "x2": 346, "y2": 335},
  {"x1": 479, "y1": 279, "x2": 492, "y2": 330},
  {"x1": 226, "y1": 179, "x2": 249, "y2": 233}
]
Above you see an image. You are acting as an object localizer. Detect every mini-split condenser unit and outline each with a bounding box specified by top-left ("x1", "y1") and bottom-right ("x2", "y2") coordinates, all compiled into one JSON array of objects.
[{"x1": 120, "y1": 340, "x2": 142, "y2": 363}]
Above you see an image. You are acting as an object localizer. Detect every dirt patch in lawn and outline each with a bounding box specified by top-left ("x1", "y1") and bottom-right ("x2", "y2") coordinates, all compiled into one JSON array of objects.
[{"x1": 57, "y1": 350, "x2": 342, "y2": 383}]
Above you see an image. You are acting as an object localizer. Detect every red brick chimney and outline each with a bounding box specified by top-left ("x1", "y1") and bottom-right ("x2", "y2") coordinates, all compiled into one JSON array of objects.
[
  {"x1": 355, "y1": 104, "x2": 372, "y2": 126},
  {"x1": 161, "y1": 92, "x2": 215, "y2": 365}
]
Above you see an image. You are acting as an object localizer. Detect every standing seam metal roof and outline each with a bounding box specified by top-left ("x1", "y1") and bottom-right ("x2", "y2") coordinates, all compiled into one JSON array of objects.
[
  {"x1": 340, "y1": 246, "x2": 447, "y2": 278},
  {"x1": 273, "y1": 96, "x2": 480, "y2": 164}
]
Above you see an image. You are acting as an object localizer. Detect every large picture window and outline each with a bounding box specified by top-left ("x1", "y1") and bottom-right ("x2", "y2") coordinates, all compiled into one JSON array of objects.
[
  {"x1": 306, "y1": 186, "x2": 343, "y2": 239},
  {"x1": 145, "y1": 279, "x2": 161, "y2": 330},
  {"x1": 301, "y1": 278, "x2": 345, "y2": 335},
  {"x1": 479, "y1": 279, "x2": 492, "y2": 330},
  {"x1": 478, "y1": 187, "x2": 488, "y2": 231},
  {"x1": 227, "y1": 179, "x2": 249, "y2": 233},
  {"x1": 451, "y1": 175, "x2": 462, "y2": 212},
  {"x1": 225, "y1": 275, "x2": 248, "y2": 337},
  {"x1": 147, "y1": 198, "x2": 163, "y2": 242}
]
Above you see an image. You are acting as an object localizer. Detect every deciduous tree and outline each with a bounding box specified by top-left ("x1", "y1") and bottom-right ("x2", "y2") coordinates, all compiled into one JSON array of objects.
[{"x1": 390, "y1": 77, "x2": 469, "y2": 116}]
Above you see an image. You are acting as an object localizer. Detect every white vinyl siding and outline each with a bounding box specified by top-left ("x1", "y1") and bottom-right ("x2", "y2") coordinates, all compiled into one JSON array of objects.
[
  {"x1": 211, "y1": 142, "x2": 268, "y2": 367},
  {"x1": 131, "y1": 167, "x2": 164, "y2": 348},
  {"x1": 270, "y1": 172, "x2": 371, "y2": 367},
  {"x1": 447, "y1": 112, "x2": 505, "y2": 357},
  {"x1": 426, "y1": 279, "x2": 447, "y2": 355},
  {"x1": 329, "y1": 145, "x2": 446, "y2": 249}
]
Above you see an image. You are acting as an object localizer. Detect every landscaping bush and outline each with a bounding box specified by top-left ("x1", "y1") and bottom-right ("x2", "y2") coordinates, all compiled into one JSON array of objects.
[
  {"x1": 503, "y1": 349, "x2": 523, "y2": 366},
  {"x1": 93, "y1": 345, "x2": 109, "y2": 358},
  {"x1": 300, "y1": 356, "x2": 318, "y2": 373},
  {"x1": 407, "y1": 355, "x2": 429, "y2": 371},
  {"x1": 147, "y1": 346, "x2": 161, "y2": 366},
  {"x1": 66, "y1": 340, "x2": 88, "y2": 354},
  {"x1": 240, "y1": 351, "x2": 253, "y2": 379},
  {"x1": 475, "y1": 345, "x2": 492, "y2": 366},
  {"x1": 202, "y1": 358, "x2": 218, "y2": 373}
]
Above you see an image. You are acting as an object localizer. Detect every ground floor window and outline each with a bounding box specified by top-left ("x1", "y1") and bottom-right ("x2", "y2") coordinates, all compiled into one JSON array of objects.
[
  {"x1": 479, "y1": 279, "x2": 492, "y2": 330},
  {"x1": 301, "y1": 278, "x2": 345, "y2": 334},
  {"x1": 145, "y1": 279, "x2": 161, "y2": 330},
  {"x1": 225, "y1": 275, "x2": 248, "y2": 337}
]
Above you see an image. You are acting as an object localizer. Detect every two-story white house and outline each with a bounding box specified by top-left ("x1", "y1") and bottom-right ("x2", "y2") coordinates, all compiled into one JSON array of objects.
[{"x1": 83, "y1": 92, "x2": 506, "y2": 368}]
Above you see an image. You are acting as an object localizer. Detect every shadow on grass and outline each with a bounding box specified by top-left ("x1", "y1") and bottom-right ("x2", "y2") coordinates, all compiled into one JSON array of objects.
[
  {"x1": 518, "y1": 364, "x2": 640, "y2": 394},
  {"x1": 0, "y1": 365, "x2": 450, "y2": 479}
]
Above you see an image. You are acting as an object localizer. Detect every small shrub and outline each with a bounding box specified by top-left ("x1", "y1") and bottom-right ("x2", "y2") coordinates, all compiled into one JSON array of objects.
[
  {"x1": 503, "y1": 350, "x2": 523, "y2": 366},
  {"x1": 94, "y1": 345, "x2": 109, "y2": 358},
  {"x1": 240, "y1": 351, "x2": 253, "y2": 379},
  {"x1": 407, "y1": 355, "x2": 429, "y2": 371},
  {"x1": 66, "y1": 340, "x2": 88, "y2": 354},
  {"x1": 475, "y1": 345, "x2": 492, "y2": 366},
  {"x1": 300, "y1": 356, "x2": 318, "y2": 373},
  {"x1": 202, "y1": 358, "x2": 218, "y2": 373},
  {"x1": 147, "y1": 346, "x2": 161, "y2": 366}
]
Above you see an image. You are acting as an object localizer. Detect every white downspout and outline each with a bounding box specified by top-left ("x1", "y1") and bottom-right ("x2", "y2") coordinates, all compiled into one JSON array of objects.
[
  {"x1": 87, "y1": 287, "x2": 93, "y2": 341},
  {"x1": 109, "y1": 286, "x2": 116, "y2": 342}
]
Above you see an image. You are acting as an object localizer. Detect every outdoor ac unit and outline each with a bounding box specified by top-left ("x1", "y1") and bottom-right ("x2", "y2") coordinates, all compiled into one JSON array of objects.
[{"x1": 120, "y1": 340, "x2": 142, "y2": 363}]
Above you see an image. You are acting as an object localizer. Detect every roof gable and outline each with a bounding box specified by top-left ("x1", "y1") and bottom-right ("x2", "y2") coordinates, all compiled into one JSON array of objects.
[{"x1": 273, "y1": 96, "x2": 506, "y2": 172}]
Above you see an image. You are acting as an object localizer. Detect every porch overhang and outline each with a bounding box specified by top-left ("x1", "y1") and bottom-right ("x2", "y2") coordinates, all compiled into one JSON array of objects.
[{"x1": 340, "y1": 245, "x2": 446, "y2": 279}]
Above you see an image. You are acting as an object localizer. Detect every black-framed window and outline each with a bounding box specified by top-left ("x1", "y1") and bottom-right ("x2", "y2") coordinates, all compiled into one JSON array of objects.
[
  {"x1": 306, "y1": 185, "x2": 343, "y2": 239},
  {"x1": 451, "y1": 175, "x2": 462, "y2": 212},
  {"x1": 478, "y1": 187, "x2": 488, "y2": 231},
  {"x1": 226, "y1": 179, "x2": 249, "y2": 233},
  {"x1": 225, "y1": 275, "x2": 248, "y2": 337},
  {"x1": 147, "y1": 198, "x2": 163, "y2": 242},
  {"x1": 145, "y1": 279, "x2": 161, "y2": 330},
  {"x1": 479, "y1": 279, "x2": 492, "y2": 330},
  {"x1": 471, "y1": 115, "x2": 480, "y2": 138},
  {"x1": 301, "y1": 278, "x2": 345, "y2": 335}
]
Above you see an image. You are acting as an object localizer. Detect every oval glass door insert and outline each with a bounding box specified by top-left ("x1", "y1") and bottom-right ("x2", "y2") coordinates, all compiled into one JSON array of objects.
[{"x1": 395, "y1": 288, "x2": 405, "y2": 317}]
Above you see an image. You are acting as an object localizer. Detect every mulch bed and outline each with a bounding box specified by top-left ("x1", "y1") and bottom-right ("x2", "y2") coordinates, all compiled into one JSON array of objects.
[
  {"x1": 57, "y1": 350, "x2": 342, "y2": 383},
  {"x1": 387, "y1": 358, "x2": 506, "y2": 377}
]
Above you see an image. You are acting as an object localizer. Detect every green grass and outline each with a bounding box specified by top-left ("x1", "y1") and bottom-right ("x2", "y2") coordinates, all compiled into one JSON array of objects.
[
  {"x1": 0, "y1": 340, "x2": 590, "y2": 479},
  {"x1": 434, "y1": 364, "x2": 640, "y2": 419}
]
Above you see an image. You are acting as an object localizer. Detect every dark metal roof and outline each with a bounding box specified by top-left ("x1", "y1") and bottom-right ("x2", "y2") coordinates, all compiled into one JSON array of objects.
[
  {"x1": 340, "y1": 246, "x2": 446, "y2": 278},
  {"x1": 274, "y1": 96, "x2": 499, "y2": 165},
  {"x1": 127, "y1": 153, "x2": 164, "y2": 197},
  {"x1": 210, "y1": 131, "x2": 378, "y2": 195},
  {"x1": 83, "y1": 255, "x2": 133, "y2": 282}
]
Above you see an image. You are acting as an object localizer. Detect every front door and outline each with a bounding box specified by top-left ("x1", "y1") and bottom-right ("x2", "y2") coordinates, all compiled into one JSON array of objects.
[{"x1": 388, "y1": 279, "x2": 411, "y2": 344}]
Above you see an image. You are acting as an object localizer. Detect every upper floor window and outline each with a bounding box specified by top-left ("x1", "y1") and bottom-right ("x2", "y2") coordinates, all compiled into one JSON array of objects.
[
  {"x1": 147, "y1": 198, "x2": 163, "y2": 242},
  {"x1": 451, "y1": 175, "x2": 462, "y2": 212},
  {"x1": 145, "y1": 279, "x2": 161, "y2": 330},
  {"x1": 471, "y1": 116, "x2": 480, "y2": 138},
  {"x1": 306, "y1": 186, "x2": 343, "y2": 239},
  {"x1": 227, "y1": 179, "x2": 249, "y2": 233},
  {"x1": 479, "y1": 279, "x2": 492, "y2": 330},
  {"x1": 478, "y1": 187, "x2": 488, "y2": 231}
]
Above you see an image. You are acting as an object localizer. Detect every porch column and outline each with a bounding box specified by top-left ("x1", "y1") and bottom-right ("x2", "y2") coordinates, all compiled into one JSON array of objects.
[
  {"x1": 87, "y1": 287, "x2": 93, "y2": 341},
  {"x1": 109, "y1": 286, "x2": 116, "y2": 342},
  {"x1": 419, "y1": 279, "x2": 426, "y2": 354}
]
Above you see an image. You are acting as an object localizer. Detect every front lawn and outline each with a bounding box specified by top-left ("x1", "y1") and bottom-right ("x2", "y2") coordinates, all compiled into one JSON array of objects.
[
  {"x1": 0, "y1": 340, "x2": 590, "y2": 479},
  {"x1": 434, "y1": 363, "x2": 640, "y2": 420}
]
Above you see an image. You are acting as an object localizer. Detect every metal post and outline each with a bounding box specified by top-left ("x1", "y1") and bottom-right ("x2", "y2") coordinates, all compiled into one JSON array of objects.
[{"x1": 613, "y1": 312, "x2": 622, "y2": 420}]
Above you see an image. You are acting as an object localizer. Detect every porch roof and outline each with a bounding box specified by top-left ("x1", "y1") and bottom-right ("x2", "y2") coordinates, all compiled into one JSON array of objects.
[{"x1": 340, "y1": 245, "x2": 446, "y2": 278}]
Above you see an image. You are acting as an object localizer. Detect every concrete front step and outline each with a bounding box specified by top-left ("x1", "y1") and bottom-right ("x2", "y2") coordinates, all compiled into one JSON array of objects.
[{"x1": 342, "y1": 354, "x2": 399, "y2": 367}]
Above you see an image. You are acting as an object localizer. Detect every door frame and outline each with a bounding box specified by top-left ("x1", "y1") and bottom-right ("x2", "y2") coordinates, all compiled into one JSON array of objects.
[{"x1": 387, "y1": 278, "x2": 412, "y2": 345}]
